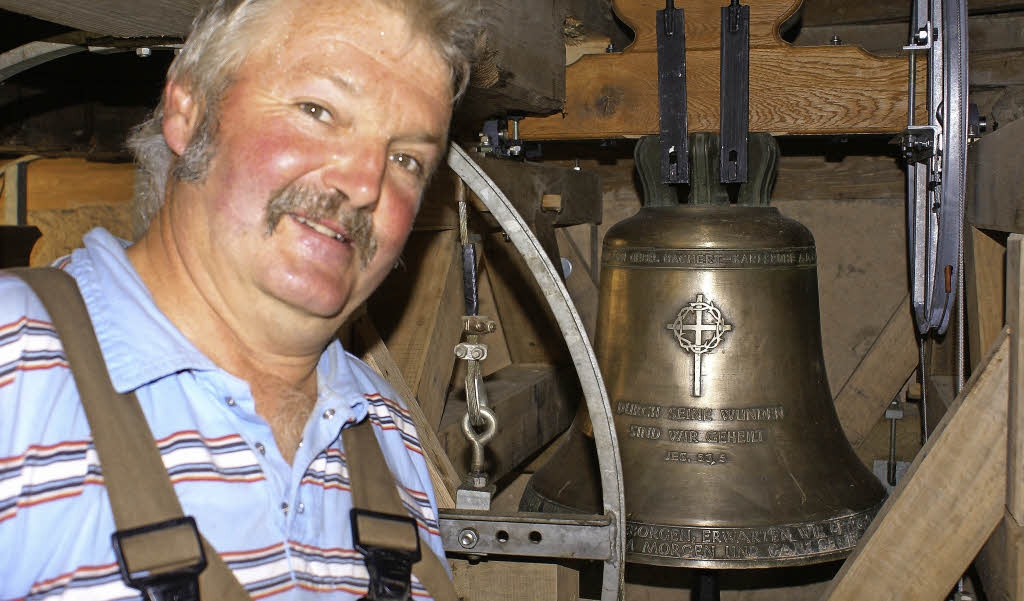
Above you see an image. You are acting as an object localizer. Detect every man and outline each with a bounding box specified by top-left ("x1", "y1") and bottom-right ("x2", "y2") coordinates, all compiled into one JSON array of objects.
[{"x1": 0, "y1": 0, "x2": 479, "y2": 598}]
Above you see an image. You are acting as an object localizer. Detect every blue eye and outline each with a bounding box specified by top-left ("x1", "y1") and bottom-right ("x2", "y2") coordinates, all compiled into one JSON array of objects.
[
  {"x1": 298, "y1": 102, "x2": 332, "y2": 122},
  {"x1": 389, "y1": 153, "x2": 423, "y2": 176}
]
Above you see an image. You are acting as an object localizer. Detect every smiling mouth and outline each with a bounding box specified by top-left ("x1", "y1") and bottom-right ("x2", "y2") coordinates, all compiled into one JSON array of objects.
[{"x1": 292, "y1": 214, "x2": 350, "y2": 243}]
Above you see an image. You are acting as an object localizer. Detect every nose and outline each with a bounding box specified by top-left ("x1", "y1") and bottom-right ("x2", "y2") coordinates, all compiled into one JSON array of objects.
[{"x1": 320, "y1": 137, "x2": 387, "y2": 211}]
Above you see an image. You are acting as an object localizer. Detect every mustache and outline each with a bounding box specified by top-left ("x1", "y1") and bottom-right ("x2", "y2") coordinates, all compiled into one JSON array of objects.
[{"x1": 264, "y1": 184, "x2": 377, "y2": 268}]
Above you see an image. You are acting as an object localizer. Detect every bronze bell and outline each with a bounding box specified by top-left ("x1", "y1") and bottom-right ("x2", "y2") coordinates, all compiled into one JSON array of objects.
[{"x1": 521, "y1": 134, "x2": 885, "y2": 569}]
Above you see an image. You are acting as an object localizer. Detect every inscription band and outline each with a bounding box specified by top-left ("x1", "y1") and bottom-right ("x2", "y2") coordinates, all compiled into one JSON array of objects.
[
  {"x1": 625, "y1": 503, "x2": 881, "y2": 567},
  {"x1": 603, "y1": 246, "x2": 817, "y2": 269}
]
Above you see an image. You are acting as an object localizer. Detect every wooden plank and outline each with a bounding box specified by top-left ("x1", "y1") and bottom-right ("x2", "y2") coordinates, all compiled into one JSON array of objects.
[
  {"x1": 485, "y1": 231, "x2": 569, "y2": 364},
  {"x1": 773, "y1": 155, "x2": 905, "y2": 203},
  {"x1": 557, "y1": 227, "x2": 598, "y2": 341},
  {"x1": 968, "y1": 234, "x2": 1023, "y2": 601},
  {"x1": 793, "y1": 12, "x2": 1024, "y2": 57},
  {"x1": 1007, "y1": 234, "x2": 1024, "y2": 522},
  {"x1": 0, "y1": 0, "x2": 197, "y2": 37},
  {"x1": 969, "y1": 117, "x2": 1024, "y2": 233},
  {"x1": 820, "y1": 332, "x2": 1009, "y2": 601},
  {"x1": 354, "y1": 313, "x2": 460, "y2": 509},
  {"x1": 453, "y1": 0, "x2": 566, "y2": 122},
  {"x1": 612, "y1": 0, "x2": 802, "y2": 52},
  {"x1": 24, "y1": 158, "x2": 134, "y2": 210},
  {"x1": 972, "y1": 49, "x2": 1024, "y2": 87},
  {"x1": 832, "y1": 295, "x2": 918, "y2": 448},
  {"x1": 367, "y1": 230, "x2": 464, "y2": 430},
  {"x1": 976, "y1": 510, "x2": 1024, "y2": 601},
  {"x1": 966, "y1": 227, "x2": 1006, "y2": 371},
  {"x1": 520, "y1": 46, "x2": 921, "y2": 138},
  {"x1": 799, "y1": 0, "x2": 1024, "y2": 27},
  {"x1": 450, "y1": 559, "x2": 579, "y2": 601},
  {"x1": 470, "y1": 157, "x2": 603, "y2": 229},
  {"x1": 438, "y1": 363, "x2": 577, "y2": 483}
]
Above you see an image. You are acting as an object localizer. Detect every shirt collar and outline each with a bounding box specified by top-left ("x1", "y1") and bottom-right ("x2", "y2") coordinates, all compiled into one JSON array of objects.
[{"x1": 66, "y1": 227, "x2": 370, "y2": 418}]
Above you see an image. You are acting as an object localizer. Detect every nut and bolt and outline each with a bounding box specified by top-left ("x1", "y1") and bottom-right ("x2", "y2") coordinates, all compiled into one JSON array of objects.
[{"x1": 459, "y1": 528, "x2": 480, "y2": 549}]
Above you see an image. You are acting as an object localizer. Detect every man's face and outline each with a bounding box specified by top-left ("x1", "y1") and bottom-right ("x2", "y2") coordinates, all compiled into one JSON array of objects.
[{"x1": 170, "y1": 0, "x2": 452, "y2": 327}]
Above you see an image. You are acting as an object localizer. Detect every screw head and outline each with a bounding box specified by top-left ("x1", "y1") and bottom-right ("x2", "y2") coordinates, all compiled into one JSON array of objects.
[{"x1": 459, "y1": 528, "x2": 479, "y2": 549}]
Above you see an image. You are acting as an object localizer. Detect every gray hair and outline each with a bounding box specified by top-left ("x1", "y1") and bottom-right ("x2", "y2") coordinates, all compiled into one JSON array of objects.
[{"x1": 127, "y1": 0, "x2": 481, "y2": 238}]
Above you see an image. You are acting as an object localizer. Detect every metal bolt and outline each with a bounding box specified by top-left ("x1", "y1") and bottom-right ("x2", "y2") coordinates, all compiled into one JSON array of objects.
[
  {"x1": 458, "y1": 528, "x2": 480, "y2": 549},
  {"x1": 830, "y1": 34, "x2": 842, "y2": 45},
  {"x1": 572, "y1": 159, "x2": 581, "y2": 172},
  {"x1": 136, "y1": 47, "x2": 152, "y2": 58}
]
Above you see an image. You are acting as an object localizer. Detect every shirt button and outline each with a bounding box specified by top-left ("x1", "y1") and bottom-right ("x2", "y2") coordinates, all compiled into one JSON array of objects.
[
  {"x1": 226, "y1": 397, "x2": 237, "y2": 407},
  {"x1": 323, "y1": 408, "x2": 336, "y2": 420},
  {"x1": 281, "y1": 502, "x2": 289, "y2": 515},
  {"x1": 296, "y1": 503, "x2": 305, "y2": 514},
  {"x1": 255, "y1": 442, "x2": 266, "y2": 455}
]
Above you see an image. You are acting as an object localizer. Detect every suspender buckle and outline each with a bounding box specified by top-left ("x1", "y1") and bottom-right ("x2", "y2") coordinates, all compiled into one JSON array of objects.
[
  {"x1": 111, "y1": 516, "x2": 208, "y2": 601},
  {"x1": 351, "y1": 508, "x2": 422, "y2": 601}
]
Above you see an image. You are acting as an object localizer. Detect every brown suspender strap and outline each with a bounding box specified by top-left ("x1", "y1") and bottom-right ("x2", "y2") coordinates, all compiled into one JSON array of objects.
[
  {"x1": 11, "y1": 267, "x2": 250, "y2": 601},
  {"x1": 12, "y1": 267, "x2": 456, "y2": 601},
  {"x1": 342, "y1": 424, "x2": 458, "y2": 601}
]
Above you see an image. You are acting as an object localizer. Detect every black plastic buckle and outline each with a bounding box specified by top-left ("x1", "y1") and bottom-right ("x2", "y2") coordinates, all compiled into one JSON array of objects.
[
  {"x1": 350, "y1": 508, "x2": 421, "y2": 601},
  {"x1": 111, "y1": 516, "x2": 207, "y2": 601}
]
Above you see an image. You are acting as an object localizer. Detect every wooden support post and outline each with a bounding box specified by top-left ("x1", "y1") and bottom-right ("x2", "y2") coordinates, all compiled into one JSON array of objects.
[
  {"x1": 978, "y1": 234, "x2": 1024, "y2": 601},
  {"x1": 353, "y1": 312, "x2": 461, "y2": 509},
  {"x1": 1009, "y1": 234, "x2": 1024, "y2": 601},
  {"x1": 833, "y1": 295, "x2": 919, "y2": 448},
  {"x1": 820, "y1": 332, "x2": 1010, "y2": 601},
  {"x1": 966, "y1": 229, "x2": 1007, "y2": 371},
  {"x1": 368, "y1": 230, "x2": 464, "y2": 430}
]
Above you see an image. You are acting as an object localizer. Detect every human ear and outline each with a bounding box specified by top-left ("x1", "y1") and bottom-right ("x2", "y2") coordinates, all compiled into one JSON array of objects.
[{"x1": 161, "y1": 80, "x2": 201, "y2": 156}]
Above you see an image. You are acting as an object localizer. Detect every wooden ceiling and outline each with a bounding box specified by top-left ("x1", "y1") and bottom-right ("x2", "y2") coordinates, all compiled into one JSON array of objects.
[{"x1": 0, "y1": 0, "x2": 198, "y2": 37}]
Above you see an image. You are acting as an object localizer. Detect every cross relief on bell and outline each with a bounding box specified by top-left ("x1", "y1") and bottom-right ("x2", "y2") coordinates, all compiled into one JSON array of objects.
[{"x1": 666, "y1": 293, "x2": 733, "y2": 396}]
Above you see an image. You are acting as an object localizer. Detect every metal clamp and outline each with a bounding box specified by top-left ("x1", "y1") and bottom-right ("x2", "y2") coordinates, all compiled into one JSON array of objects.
[
  {"x1": 350, "y1": 508, "x2": 421, "y2": 601},
  {"x1": 111, "y1": 516, "x2": 207, "y2": 601}
]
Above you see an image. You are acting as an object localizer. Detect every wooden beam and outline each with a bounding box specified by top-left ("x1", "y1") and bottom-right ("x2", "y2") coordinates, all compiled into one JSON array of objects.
[
  {"x1": 820, "y1": 332, "x2": 1009, "y2": 601},
  {"x1": 1004, "y1": 234, "x2": 1024, "y2": 599},
  {"x1": 367, "y1": 230, "x2": 464, "y2": 430},
  {"x1": 966, "y1": 227, "x2": 1007, "y2": 371},
  {"x1": 453, "y1": 0, "x2": 567, "y2": 124},
  {"x1": 468, "y1": 156, "x2": 603, "y2": 229},
  {"x1": 0, "y1": 0, "x2": 196, "y2": 37},
  {"x1": 793, "y1": 13, "x2": 1024, "y2": 57},
  {"x1": 485, "y1": 231, "x2": 569, "y2": 365},
  {"x1": 833, "y1": 295, "x2": 919, "y2": 448},
  {"x1": 799, "y1": 0, "x2": 1024, "y2": 27},
  {"x1": 557, "y1": 227, "x2": 598, "y2": 341},
  {"x1": 438, "y1": 363, "x2": 577, "y2": 483},
  {"x1": 1008, "y1": 234, "x2": 1024, "y2": 530},
  {"x1": 450, "y1": 559, "x2": 579, "y2": 601},
  {"x1": 969, "y1": 233, "x2": 1024, "y2": 601},
  {"x1": 520, "y1": 46, "x2": 921, "y2": 138},
  {"x1": 519, "y1": 0, "x2": 923, "y2": 139},
  {"x1": 353, "y1": 312, "x2": 461, "y2": 509},
  {"x1": 969, "y1": 117, "x2": 1024, "y2": 234}
]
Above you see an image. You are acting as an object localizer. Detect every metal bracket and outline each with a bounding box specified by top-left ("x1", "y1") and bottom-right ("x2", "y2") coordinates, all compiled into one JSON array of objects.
[
  {"x1": 657, "y1": 0, "x2": 689, "y2": 184},
  {"x1": 902, "y1": 0, "x2": 969, "y2": 335},
  {"x1": 719, "y1": 0, "x2": 749, "y2": 184}
]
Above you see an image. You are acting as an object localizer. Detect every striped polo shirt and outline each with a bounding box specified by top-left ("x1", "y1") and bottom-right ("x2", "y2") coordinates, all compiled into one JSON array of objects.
[{"x1": 0, "y1": 228, "x2": 444, "y2": 600}]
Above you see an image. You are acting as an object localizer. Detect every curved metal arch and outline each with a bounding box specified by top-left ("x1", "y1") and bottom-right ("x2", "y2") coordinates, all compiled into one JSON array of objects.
[{"x1": 443, "y1": 144, "x2": 625, "y2": 601}]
